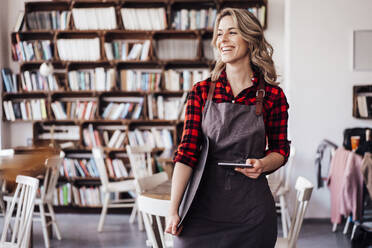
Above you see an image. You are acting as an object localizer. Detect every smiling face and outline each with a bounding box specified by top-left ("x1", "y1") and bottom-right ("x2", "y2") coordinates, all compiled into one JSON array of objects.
[{"x1": 216, "y1": 15, "x2": 250, "y2": 65}]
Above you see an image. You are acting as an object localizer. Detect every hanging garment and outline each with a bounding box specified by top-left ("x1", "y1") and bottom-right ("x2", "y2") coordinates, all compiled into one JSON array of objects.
[
  {"x1": 315, "y1": 139, "x2": 337, "y2": 188},
  {"x1": 328, "y1": 148, "x2": 363, "y2": 224},
  {"x1": 361, "y1": 152, "x2": 372, "y2": 199},
  {"x1": 174, "y1": 79, "x2": 277, "y2": 248},
  {"x1": 340, "y1": 151, "x2": 363, "y2": 221}
]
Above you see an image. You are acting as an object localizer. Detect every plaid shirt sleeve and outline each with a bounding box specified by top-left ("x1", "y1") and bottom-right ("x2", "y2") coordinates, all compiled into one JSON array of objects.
[
  {"x1": 264, "y1": 86, "x2": 290, "y2": 165},
  {"x1": 173, "y1": 82, "x2": 205, "y2": 168}
]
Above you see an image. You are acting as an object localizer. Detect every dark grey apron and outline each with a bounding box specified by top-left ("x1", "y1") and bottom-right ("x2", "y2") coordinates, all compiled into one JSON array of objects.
[{"x1": 175, "y1": 78, "x2": 277, "y2": 248}]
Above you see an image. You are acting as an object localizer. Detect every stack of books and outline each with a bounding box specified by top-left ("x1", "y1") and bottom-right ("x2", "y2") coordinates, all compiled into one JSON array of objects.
[
  {"x1": 13, "y1": 39, "x2": 53, "y2": 61},
  {"x1": 72, "y1": 7, "x2": 117, "y2": 30},
  {"x1": 3, "y1": 99, "x2": 47, "y2": 121},
  {"x1": 119, "y1": 70, "x2": 161, "y2": 91},
  {"x1": 121, "y1": 8, "x2": 167, "y2": 30},
  {"x1": 68, "y1": 68, "x2": 116, "y2": 91},
  {"x1": 128, "y1": 128, "x2": 173, "y2": 149},
  {"x1": 104, "y1": 40, "x2": 151, "y2": 61},
  {"x1": 57, "y1": 38, "x2": 101, "y2": 61},
  {"x1": 51, "y1": 100, "x2": 97, "y2": 120},
  {"x1": 101, "y1": 97, "x2": 144, "y2": 120},
  {"x1": 82, "y1": 124, "x2": 126, "y2": 149},
  {"x1": 27, "y1": 10, "x2": 71, "y2": 30},
  {"x1": 172, "y1": 8, "x2": 217, "y2": 30}
]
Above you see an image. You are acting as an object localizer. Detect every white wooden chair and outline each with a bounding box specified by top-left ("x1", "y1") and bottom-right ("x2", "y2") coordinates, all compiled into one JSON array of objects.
[
  {"x1": 137, "y1": 172, "x2": 173, "y2": 248},
  {"x1": 34, "y1": 155, "x2": 63, "y2": 248},
  {"x1": 126, "y1": 145, "x2": 154, "y2": 179},
  {"x1": 0, "y1": 175, "x2": 39, "y2": 248},
  {"x1": 275, "y1": 176, "x2": 313, "y2": 248},
  {"x1": 92, "y1": 148, "x2": 136, "y2": 232},
  {"x1": 268, "y1": 146, "x2": 296, "y2": 238},
  {"x1": 126, "y1": 145, "x2": 156, "y2": 235},
  {"x1": 3, "y1": 154, "x2": 64, "y2": 248}
]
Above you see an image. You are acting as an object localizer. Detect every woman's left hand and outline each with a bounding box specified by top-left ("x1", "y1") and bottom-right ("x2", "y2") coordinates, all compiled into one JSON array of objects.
[{"x1": 235, "y1": 158, "x2": 265, "y2": 179}]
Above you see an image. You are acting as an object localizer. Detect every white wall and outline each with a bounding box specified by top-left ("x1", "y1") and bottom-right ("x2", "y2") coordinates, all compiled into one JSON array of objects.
[{"x1": 287, "y1": 0, "x2": 372, "y2": 218}]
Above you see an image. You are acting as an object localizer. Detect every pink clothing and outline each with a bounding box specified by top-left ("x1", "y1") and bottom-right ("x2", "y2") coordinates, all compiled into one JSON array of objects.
[{"x1": 327, "y1": 148, "x2": 363, "y2": 224}]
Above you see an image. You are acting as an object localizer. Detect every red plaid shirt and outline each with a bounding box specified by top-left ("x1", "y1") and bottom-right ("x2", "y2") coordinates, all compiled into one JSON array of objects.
[{"x1": 174, "y1": 70, "x2": 290, "y2": 168}]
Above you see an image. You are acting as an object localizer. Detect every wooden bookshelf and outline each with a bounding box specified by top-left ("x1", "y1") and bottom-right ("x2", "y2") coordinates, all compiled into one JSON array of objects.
[
  {"x1": 353, "y1": 85, "x2": 372, "y2": 119},
  {"x1": 5, "y1": 0, "x2": 268, "y2": 209}
]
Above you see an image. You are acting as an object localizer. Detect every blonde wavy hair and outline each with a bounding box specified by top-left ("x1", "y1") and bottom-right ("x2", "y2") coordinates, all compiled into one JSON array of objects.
[{"x1": 210, "y1": 8, "x2": 278, "y2": 85}]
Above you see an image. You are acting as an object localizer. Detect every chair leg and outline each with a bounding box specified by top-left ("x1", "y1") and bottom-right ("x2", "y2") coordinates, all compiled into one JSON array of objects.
[
  {"x1": 39, "y1": 203, "x2": 51, "y2": 248},
  {"x1": 47, "y1": 203, "x2": 62, "y2": 240},
  {"x1": 98, "y1": 193, "x2": 110, "y2": 232},
  {"x1": 142, "y1": 212, "x2": 159, "y2": 248},
  {"x1": 279, "y1": 196, "x2": 288, "y2": 238},
  {"x1": 344, "y1": 216, "x2": 351, "y2": 234},
  {"x1": 137, "y1": 206, "x2": 144, "y2": 231},
  {"x1": 129, "y1": 203, "x2": 137, "y2": 224}
]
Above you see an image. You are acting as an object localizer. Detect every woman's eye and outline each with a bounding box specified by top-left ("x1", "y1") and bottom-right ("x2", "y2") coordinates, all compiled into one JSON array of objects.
[
  {"x1": 230, "y1": 32, "x2": 237, "y2": 35},
  {"x1": 217, "y1": 33, "x2": 222, "y2": 36}
]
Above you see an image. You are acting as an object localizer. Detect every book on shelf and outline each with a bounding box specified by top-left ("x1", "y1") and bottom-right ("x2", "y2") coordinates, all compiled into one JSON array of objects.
[
  {"x1": 14, "y1": 11, "x2": 25, "y2": 32},
  {"x1": 13, "y1": 39, "x2": 53, "y2": 62},
  {"x1": 53, "y1": 183, "x2": 72, "y2": 206},
  {"x1": 105, "y1": 40, "x2": 151, "y2": 61},
  {"x1": 128, "y1": 127, "x2": 173, "y2": 149},
  {"x1": 147, "y1": 95, "x2": 184, "y2": 120},
  {"x1": 82, "y1": 124, "x2": 126, "y2": 149},
  {"x1": 357, "y1": 92, "x2": 372, "y2": 118},
  {"x1": 57, "y1": 38, "x2": 101, "y2": 61},
  {"x1": 121, "y1": 8, "x2": 167, "y2": 31},
  {"x1": 72, "y1": 7, "x2": 117, "y2": 30},
  {"x1": 21, "y1": 70, "x2": 59, "y2": 92},
  {"x1": 61, "y1": 158, "x2": 99, "y2": 178},
  {"x1": 120, "y1": 69, "x2": 161, "y2": 91},
  {"x1": 101, "y1": 97, "x2": 144, "y2": 120},
  {"x1": 70, "y1": 185, "x2": 102, "y2": 207},
  {"x1": 172, "y1": 8, "x2": 217, "y2": 30},
  {"x1": 164, "y1": 69, "x2": 209, "y2": 91},
  {"x1": 155, "y1": 38, "x2": 199, "y2": 60},
  {"x1": 3, "y1": 99, "x2": 47, "y2": 121},
  {"x1": 26, "y1": 10, "x2": 70, "y2": 30},
  {"x1": 51, "y1": 100, "x2": 97, "y2": 120},
  {"x1": 68, "y1": 68, "x2": 116, "y2": 91},
  {"x1": 1, "y1": 68, "x2": 18, "y2": 93}
]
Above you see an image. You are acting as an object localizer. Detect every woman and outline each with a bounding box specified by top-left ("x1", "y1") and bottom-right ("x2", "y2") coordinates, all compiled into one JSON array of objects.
[{"x1": 165, "y1": 8, "x2": 290, "y2": 247}]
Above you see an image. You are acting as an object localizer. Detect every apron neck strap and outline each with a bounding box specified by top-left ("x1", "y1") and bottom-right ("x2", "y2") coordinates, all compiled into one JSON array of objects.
[
  {"x1": 255, "y1": 74, "x2": 266, "y2": 116},
  {"x1": 207, "y1": 81, "x2": 216, "y2": 102}
]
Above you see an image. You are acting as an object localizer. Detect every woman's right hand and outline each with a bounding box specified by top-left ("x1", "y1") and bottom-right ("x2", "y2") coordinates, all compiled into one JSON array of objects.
[{"x1": 165, "y1": 214, "x2": 183, "y2": 236}]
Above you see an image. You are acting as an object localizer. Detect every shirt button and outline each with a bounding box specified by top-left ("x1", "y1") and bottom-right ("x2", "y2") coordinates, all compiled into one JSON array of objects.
[{"x1": 232, "y1": 100, "x2": 235, "y2": 103}]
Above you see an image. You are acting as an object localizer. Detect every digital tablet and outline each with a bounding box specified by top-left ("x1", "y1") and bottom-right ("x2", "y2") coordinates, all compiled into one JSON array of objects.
[{"x1": 217, "y1": 162, "x2": 253, "y2": 168}]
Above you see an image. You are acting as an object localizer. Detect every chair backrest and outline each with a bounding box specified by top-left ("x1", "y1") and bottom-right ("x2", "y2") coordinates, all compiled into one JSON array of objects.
[
  {"x1": 0, "y1": 175, "x2": 39, "y2": 247},
  {"x1": 126, "y1": 145, "x2": 153, "y2": 180},
  {"x1": 92, "y1": 148, "x2": 109, "y2": 189},
  {"x1": 41, "y1": 155, "x2": 63, "y2": 203},
  {"x1": 0, "y1": 149, "x2": 14, "y2": 157},
  {"x1": 287, "y1": 176, "x2": 313, "y2": 248}
]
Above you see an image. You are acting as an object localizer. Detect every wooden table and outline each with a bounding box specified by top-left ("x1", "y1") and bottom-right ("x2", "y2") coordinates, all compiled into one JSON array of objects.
[{"x1": 0, "y1": 153, "x2": 52, "y2": 248}]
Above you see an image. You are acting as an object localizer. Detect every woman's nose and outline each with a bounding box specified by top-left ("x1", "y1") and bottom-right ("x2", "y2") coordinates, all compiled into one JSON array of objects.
[{"x1": 221, "y1": 33, "x2": 229, "y2": 41}]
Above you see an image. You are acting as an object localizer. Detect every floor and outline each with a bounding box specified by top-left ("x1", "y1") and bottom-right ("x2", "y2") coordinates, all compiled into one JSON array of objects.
[{"x1": 3, "y1": 214, "x2": 351, "y2": 248}]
